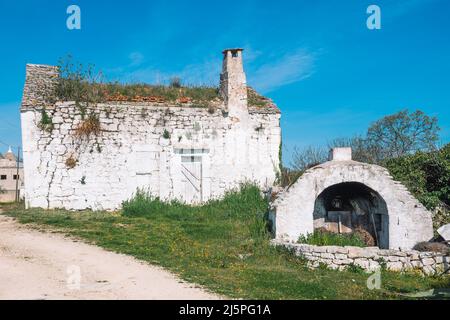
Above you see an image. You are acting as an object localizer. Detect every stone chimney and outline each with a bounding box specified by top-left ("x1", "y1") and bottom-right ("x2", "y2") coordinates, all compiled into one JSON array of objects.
[
  {"x1": 329, "y1": 147, "x2": 352, "y2": 161},
  {"x1": 220, "y1": 49, "x2": 248, "y2": 120}
]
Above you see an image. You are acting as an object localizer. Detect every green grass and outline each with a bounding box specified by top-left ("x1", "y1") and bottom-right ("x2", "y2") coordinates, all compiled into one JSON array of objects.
[
  {"x1": 298, "y1": 230, "x2": 367, "y2": 247},
  {"x1": 1, "y1": 185, "x2": 448, "y2": 300}
]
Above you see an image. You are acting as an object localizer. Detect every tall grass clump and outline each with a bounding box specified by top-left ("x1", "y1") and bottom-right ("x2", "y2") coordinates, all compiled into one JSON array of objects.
[
  {"x1": 121, "y1": 190, "x2": 186, "y2": 217},
  {"x1": 122, "y1": 183, "x2": 270, "y2": 241},
  {"x1": 298, "y1": 229, "x2": 367, "y2": 247}
]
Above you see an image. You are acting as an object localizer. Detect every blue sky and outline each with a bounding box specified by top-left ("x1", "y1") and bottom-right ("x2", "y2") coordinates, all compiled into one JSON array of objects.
[{"x1": 0, "y1": 0, "x2": 449, "y2": 165}]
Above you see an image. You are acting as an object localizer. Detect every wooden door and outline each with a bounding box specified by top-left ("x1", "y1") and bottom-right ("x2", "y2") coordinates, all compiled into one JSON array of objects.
[{"x1": 181, "y1": 156, "x2": 202, "y2": 204}]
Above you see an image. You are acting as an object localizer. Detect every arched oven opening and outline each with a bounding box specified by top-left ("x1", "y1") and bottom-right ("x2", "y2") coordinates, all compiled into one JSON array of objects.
[{"x1": 313, "y1": 182, "x2": 389, "y2": 248}]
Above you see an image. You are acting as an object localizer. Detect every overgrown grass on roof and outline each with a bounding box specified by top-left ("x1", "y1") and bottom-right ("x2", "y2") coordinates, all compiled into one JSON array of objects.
[
  {"x1": 247, "y1": 87, "x2": 273, "y2": 108},
  {"x1": 55, "y1": 56, "x2": 274, "y2": 109},
  {"x1": 102, "y1": 82, "x2": 220, "y2": 103},
  {"x1": 55, "y1": 55, "x2": 220, "y2": 105}
]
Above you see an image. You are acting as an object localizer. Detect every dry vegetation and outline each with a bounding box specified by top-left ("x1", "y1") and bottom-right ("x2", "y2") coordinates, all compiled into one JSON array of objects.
[{"x1": 74, "y1": 113, "x2": 101, "y2": 138}]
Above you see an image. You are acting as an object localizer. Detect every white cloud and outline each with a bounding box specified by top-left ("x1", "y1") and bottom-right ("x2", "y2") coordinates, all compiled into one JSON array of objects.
[
  {"x1": 248, "y1": 49, "x2": 316, "y2": 93},
  {"x1": 128, "y1": 52, "x2": 145, "y2": 67},
  {"x1": 105, "y1": 47, "x2": 316, "y2": 92}
]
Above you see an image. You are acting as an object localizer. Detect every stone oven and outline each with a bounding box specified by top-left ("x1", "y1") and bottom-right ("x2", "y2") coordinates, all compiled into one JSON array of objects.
[{"x1": 270, "y1": 148, "x2": 433, "y2": 250}]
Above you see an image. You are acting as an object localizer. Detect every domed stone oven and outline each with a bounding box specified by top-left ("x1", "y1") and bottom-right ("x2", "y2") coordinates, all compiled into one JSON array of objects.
[{"x1": 270, "y1": 148, "x2": 433, "y2": 250}]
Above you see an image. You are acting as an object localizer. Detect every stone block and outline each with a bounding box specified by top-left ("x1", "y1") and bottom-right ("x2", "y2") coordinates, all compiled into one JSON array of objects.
[
  {"x1": 422, "y1": 265, "x2": 435, "y2": 275},
  {"x1": 334, "y1": 253, "x2": 348, "y2": 260},
  {"x1": 421, "y1": 258, "x2": 435, "y2": 266},
  {"x1": 386, "y1": 262, "x2": 403, "y2": 271},
  {"x1": 325, "y1": 246, "x2": 349, "y2": 254},
  {"x1": 354, "y1": 258, "x2": 370, "y2": 269},
  {"x1": 437, "y1": 223, "x2": 450, "y2": 241},
  {"x1": 320, "y1": 253, "x2": 334, "y2": 260}
]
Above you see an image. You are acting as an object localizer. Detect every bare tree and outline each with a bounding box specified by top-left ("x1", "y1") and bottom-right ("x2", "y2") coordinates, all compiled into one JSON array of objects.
[{"x1": 291, "y1": 146, "x2": 328, "y2": 171}]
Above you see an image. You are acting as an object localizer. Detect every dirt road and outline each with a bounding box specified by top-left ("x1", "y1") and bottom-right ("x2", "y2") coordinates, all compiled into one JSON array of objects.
[{"x1": 0, "y1": 214, "x2": 220, "y2": 300}]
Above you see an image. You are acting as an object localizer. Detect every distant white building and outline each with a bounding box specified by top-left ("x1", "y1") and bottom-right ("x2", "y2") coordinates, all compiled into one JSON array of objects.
[
  {"x1": 20, "y1": 49, "x2": 282, "y2": 210},
  {"x1": 0, "y1": 147, "x2": 24, "y2": 202}
]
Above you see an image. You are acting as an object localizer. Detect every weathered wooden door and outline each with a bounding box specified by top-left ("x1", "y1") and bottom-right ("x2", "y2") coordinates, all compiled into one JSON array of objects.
[{"x1": 181, "y1": 156, "x2": 202, "y2": 204}]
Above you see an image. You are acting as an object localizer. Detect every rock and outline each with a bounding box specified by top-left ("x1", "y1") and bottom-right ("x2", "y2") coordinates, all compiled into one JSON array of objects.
[
  {"x1": 326, "y1": 246, "x2": 349, "y2": 254},
  {"x1": 437, "y1": 224, "x2": 450, "y2": 241},
  {"x1": 386, "y1": 256, "x2": 400, "y2": 262},
  {"x1": 334, "y1": 253, "x2": 348, "y2": 260},
  {"x1": 320, "y1": 253, "x2": 334, "y2": 259},
  {"x1": 421, "y1": 258, "x2": 435, "y2": 266},
  {"x1": 354, "y1": 258, "x2": 370, "y2": 269},
  {"x1": 347, "y1": 247, "x2": 364, "y2": 258},
  {"x1": 386, "y1": 261, "x2": 403, "y2": 271},
  {"x1": 422, "y1": 265, "x2": 435, "y2": 275}
]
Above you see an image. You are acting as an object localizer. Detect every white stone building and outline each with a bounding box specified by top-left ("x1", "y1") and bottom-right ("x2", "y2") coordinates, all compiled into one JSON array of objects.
[
  {"x1": 20, "y1": 49, "x2": 282, "y2": 210},
  {"x1": 0, "y1": 147, "x2": 24, "y2": 202}
]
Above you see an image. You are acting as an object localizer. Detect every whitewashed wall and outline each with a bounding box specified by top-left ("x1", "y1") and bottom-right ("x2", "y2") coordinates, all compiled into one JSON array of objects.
[{"x1": 21, "y1": 101, "x2": 281, "y2": 210}]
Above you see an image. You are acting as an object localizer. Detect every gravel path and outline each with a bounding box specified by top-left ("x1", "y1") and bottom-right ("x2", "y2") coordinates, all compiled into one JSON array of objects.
[{"x1": 0, "y1": 213, "x2": 220, "y2": 300}]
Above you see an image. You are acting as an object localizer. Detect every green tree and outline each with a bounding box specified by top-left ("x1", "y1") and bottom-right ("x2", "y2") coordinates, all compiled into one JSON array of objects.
[{"x1": 366, "y1": 110, "x2": 440, "y2": 162}]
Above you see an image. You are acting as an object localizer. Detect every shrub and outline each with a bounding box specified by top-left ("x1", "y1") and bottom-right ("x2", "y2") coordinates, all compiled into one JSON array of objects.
[
  {"x1": 65, "y1": 156, "x2": 77, "y2": 169},
  {"x1": 38, "y1": 108, "x2": 54, "y2": 133},
  {"x1": 384, "y1": 143, "x2": 450, "y2": 232},
  {"x1": 162, "y1": 129, "x2": 171, "y2": 139},
  {"x1": 346, "y1": 263, "x2": 365, "y2": 274},
  {"x1": 298, "y1": 229, "x2": 367, "y2": 247},
  {"x1": 74, "y1": 113, "x2": 101, "y2": 138},
  {"x1": 384, "y1": 145, "x2": 450, "y2": 210},
  {"x1": 56, "y1": 56, "x2": 106, "y2": 105},
  {"x1": 169, "y1": 77, "x2": 182, "y2": 88},
  {"x1": 277, "y1": 166, "x2": 302, "y2": 188},
  {"x1": 207, "y1": 105, "x2": 216, "y2": 114}
]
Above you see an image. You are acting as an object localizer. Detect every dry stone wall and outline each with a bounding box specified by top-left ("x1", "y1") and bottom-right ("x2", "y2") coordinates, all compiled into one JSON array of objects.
[{"x1": 272, "y1": 240, "x2": 450, "y2": 275}]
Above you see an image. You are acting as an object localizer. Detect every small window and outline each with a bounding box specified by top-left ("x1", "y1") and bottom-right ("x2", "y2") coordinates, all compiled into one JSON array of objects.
[
  {"x1": 232, "y1": 51, "x2": 239, "y2": 58},
  {"x1": 0, "y1": 175, "x2": 6, "y2": 180},
  {"x1": 13, "y1": 175, "x2": 19, "y2": 180}
]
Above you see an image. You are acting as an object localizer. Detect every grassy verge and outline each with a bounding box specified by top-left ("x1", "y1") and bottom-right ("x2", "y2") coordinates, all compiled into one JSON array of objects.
[{"x1": 1, "y1": 186, "x2": 448, "y2": 300}]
